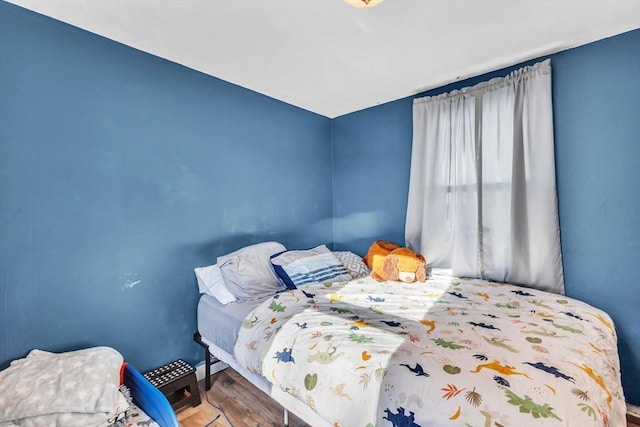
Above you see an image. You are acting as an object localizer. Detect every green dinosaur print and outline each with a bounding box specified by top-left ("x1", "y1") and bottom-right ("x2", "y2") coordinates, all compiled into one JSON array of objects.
[
  {"x1": 242, "y1": 315, "x2": 259, "y2": 329},
  {"x1": 307, "y1": 346, "x2": 343, "y2": 364},
  {"x1": 431, "y1": 338, "x2": 469, "y2": 350},
  {"x1": 502, "y1": 388, "x2": 561, "y2": 421},
  {"x1": 495, "y1": 302, "x2": 520, "y2": 309},
  {"x1": 349, "y1": 332, "x2": 374, "y2": 343},
  {"x1": 531, "y1": 300, "x2": 553, "y2": 310},
  {"x1": 550, "y1": 322, "x2": 583, "y2": 334},
  {"x1": 521, "y1": 326, "x2": 566, "y2": 338},
  {"x1": 483, "y1": 336, "x2": 520, "y2": 353},
  {"x1": 269, "y1": 300, "x2": 286, "y2": 312},
  {"x1": 330, "y1": 307, "x2": 352, "y2": 314}
]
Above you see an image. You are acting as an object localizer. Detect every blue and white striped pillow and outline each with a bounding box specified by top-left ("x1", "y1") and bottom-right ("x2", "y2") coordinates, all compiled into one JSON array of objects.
[{"x1": 271, "y1": 245, "x2": 351, "y2": 289}]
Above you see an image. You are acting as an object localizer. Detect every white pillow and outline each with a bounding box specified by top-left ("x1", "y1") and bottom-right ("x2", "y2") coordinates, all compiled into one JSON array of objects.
[
  {"x1": 194, "y1": 264, "x2": 237, "y2": 305},
  {"x1": 217, "y1": 241, "x2": 287, "y2": 301}
]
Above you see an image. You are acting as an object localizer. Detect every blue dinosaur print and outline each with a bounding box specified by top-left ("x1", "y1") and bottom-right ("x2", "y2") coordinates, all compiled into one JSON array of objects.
[
  {"x1": 468, "y1": 321, "x2": 500, "y2": 330},
  {"x1": 302, "y1": 289, "x2": 316, "y2": 298},
  {"x1": 400, "y1": 363, "x2": 429, "y2": 377},
  {"x1": 561, "y1": 311, "x2": 587, "y2": 321},
  {"x1": 383, "y1": 407, "x2": 422, "y2": 427},
  {"x1": 483, "y1": 313, "x2": 499, "y2": 319},
  {"x1": 493, "y1": 375, "x2": 510, "y2": 387},
  {"x1": 381, "y1": 320, "x2": 404, "y2": 328},
  {"x1": 524, "y1": 362, "x2": 575, "y2": 382},
  {"x1": 447, "y1": 291, "x2": 467, "y2": 299},
  {"x1": 368, "y1": 295, "x2": 386, "y2": 303},
  {"x1": 511, "y1": 289, "x2": 535, "y2": 296},
  {"x1": 295, "y1": 322, "x2": 308, "y2": 329},
  {"x1": 273, "y1": 348, "x2": 295, "y2": 364}
]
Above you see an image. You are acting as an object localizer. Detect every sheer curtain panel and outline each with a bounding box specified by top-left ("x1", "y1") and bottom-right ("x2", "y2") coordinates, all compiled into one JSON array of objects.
[{"x1": 406, "y1": 60, "x2": 564, "y2": 294}]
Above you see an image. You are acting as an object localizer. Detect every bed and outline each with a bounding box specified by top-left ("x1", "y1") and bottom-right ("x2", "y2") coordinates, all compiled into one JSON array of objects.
[{"x1": 194, "y1": 244, "x2": 626, "y2": 426}]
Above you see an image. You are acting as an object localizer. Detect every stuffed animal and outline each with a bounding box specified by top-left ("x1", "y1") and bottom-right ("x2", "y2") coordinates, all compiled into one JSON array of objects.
[{"x1": 364, "y1": 240, "x2": 427, "y2": 283}]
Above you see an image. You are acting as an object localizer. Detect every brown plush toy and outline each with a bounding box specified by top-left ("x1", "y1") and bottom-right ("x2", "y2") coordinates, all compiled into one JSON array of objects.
[{"x1": 364, "y1": 240, "x2": 427, "y2": 283}]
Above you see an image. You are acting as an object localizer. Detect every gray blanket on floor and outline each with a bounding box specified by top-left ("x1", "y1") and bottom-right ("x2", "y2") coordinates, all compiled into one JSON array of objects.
[{"x1": 0, "y1": 347, "x2": 125, "y2": 427}]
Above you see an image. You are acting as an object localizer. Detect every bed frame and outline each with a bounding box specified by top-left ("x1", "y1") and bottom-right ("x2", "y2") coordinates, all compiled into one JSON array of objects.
[{"x1": 193, "y1": 332, "x2": 220, "y2": 391}]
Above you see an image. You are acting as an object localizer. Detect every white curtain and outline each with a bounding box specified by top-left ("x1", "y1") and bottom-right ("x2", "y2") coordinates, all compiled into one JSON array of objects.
[{"x1": 406, "y1": 60, "x2": 564, "y2": 294}]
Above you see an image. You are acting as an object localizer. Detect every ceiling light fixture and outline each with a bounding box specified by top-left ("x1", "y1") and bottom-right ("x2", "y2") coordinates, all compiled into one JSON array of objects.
[{"x1": 344, "y1": 0, "x2": 384, "y2": 8}]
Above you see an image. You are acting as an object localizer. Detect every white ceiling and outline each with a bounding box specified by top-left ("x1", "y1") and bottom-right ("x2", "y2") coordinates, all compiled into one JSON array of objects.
[{"x1": 7, "y1": 0, "x2": 640, "y2": 118}]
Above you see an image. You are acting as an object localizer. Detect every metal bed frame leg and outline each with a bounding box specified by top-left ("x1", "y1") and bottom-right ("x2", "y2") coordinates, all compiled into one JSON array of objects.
[
  {"x1": 193, "y1": 332, "x2": 214, "y2": 391},
  {"x1": 195, "y1": 332, "x2": 291, "y2": 425}
]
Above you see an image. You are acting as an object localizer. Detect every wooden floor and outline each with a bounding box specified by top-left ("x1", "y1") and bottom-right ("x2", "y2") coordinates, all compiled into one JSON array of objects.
[
  {"x1": 177, "y1": 368, "x2": 309, "y2": 427},
  {"x1": 177, "y1": 368, "x2": 640, "y2": 427}
]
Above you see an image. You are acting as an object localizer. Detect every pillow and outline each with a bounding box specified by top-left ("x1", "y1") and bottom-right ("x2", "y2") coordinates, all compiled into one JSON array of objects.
[
  {"x1": 217, "y1": 241, "x2": 286, "y2": 301},
  {"x1": 333, "y1": 251, "x2": 371, "y2": 279},
  {"x1": 194, "y1": 264, "x2": 237, "y2": 305},
  {"x1": 271, "y1": 245, "x2": 352, "y2": 289}
]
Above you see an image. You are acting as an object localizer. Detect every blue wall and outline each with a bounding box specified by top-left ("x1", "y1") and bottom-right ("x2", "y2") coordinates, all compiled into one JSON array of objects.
[
  {"x1": 332, "y1": 101, "x2": 413, "y2": 252},
  {"x1": 0, "y1": 2, "x2": 332, "y2": 371},
  {"x1": 333, "y1": 29, "x2": 640, "y2": 405}
]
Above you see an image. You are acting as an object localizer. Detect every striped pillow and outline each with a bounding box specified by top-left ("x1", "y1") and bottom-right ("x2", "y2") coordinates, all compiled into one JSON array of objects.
[{"x1": 271, "y1": 245, "x2": 351, "y2": 289}]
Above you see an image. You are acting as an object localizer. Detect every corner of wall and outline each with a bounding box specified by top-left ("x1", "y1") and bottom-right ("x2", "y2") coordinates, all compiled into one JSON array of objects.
[{"x1": 330, "y1": 119, "x2": 336, "y2": 250}]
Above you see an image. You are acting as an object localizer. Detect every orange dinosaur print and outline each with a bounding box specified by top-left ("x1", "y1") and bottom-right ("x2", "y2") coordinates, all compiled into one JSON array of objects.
[
  {"x1": 570, "y1": 362, "x2": 612, "y2": 405},
  {"x1": 470, "y1": 360, "x2": 531, "y2": 379},
  {"x1": 349, "y1": 319, "x2": 372, "y2": 329},
  {"x1": 475, "y1": 292, "x2": 490, "y2": 301},
  {"x1": 589, "y1": 342, "x2": 602, "y2": 353},
  {"x1": 536, "y1": 312, "x2": 556, "y2": 319},
  {"x1": 592, "y1": 313, "x2": 615, "y2": 336},
  {"x1": 420, "y1": 319, "x2": 436, "y2": 334}
]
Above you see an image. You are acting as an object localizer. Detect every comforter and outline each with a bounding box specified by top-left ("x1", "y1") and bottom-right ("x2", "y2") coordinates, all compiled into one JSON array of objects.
[{"x1": 234, "y1": 275, "x2": 625, "y2": 426}]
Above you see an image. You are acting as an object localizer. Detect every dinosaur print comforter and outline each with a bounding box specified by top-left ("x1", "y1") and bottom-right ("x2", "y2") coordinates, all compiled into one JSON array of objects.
[{"x1": 233, "y1": 275, "x2": 625, "y2": 427}]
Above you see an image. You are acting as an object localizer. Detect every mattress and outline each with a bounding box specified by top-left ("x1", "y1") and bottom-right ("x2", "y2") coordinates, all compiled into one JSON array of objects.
[{"x1": 197, "y1": 294, "x2": 270, "y2": 355}]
